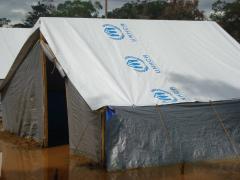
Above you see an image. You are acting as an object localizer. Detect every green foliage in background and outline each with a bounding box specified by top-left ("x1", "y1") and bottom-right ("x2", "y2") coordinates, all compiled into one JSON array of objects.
[
  {"x1": 13, "y1": 0, "x2": 102, "y2": 28},
  {"x1": 107, "y1": 0, "x2": 204, "y2": 20},
  {"x1": 53, "y1": 0, "x2": 102, "y2": 17},
  {"x1": 0, "y1": 18, "x2": 11, "y2": 27},
  {"x1": 210, "y1": 0, "x2": 240, "y2": 42}
]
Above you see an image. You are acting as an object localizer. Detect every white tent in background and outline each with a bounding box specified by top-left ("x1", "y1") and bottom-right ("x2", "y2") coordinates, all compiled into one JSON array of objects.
[
  {"x1": 0, "y1": 28, "x2": 32, "y2": 81},
  {"x1": 0, "y1": 28, "x2": 32, "y2": 117},
  {"x1": 1, "y1": 18, "x2": 240, "y2": 171}
]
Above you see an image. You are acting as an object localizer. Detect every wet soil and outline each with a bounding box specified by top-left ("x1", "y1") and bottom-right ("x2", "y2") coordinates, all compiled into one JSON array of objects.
[
  {"x1": 0, "y1": 131, "x2": 41, "y2": 149},
  {"x1": 0, "y1": 126, "x2": 240, "y2": 179},
  {"x1": 0, "y1": 120, "x2": 41, "y2": 149}
]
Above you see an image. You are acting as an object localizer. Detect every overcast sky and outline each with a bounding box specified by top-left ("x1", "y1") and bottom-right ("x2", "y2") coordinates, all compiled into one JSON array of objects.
[{"x1": 0, "y1": 0, "x2": 234, "y2": 24}]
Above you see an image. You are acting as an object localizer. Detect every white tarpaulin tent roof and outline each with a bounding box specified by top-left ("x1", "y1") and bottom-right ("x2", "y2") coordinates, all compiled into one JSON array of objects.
[
  {"x1": 0, "y1": 28, "x2": 32, "y2": 79},
  {"x1": 34, "y1": 18, "x2": 240, "y2": 109}
]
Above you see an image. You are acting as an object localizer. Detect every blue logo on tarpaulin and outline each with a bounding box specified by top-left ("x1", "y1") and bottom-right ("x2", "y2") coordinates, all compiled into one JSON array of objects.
[
  {"x1": 125, "y1": 56, "x2": 149, "y2": 72},
  {"x1": 103, "y1": 24, "x2": 124, "y2": 40},
  {"x1": 152, "y1": 89, "x2": 177, "y2": 103}
]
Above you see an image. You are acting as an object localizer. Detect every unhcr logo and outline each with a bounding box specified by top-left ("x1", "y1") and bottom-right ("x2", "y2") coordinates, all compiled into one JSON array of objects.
[
  {"x1": 103, "y1": 24, "x2": 124, "y2": 40},
  {"x1": 170, "y1": 87, "x2": 187, "y2": 101},
  {"x1": 125, "y1": 56, "x2": 149, "y2": 72},
  {"x1": 125, "y1": 55, "x2": 160, "y2": 74},
  {"x1": 152, "y1": 89, "x2": 177, "y2": 103}
]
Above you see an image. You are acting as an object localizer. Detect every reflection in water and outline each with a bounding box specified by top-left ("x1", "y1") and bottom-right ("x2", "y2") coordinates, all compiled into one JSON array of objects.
[{"x1": 0, "y1": 139, "x2": 240, "y2": 180}]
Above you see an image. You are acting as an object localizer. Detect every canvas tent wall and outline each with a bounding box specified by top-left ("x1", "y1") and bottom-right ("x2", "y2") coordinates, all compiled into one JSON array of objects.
[
  {"x1": 0, "y1": 28, "x2": 32, "y2": 118},
  {"x1": 1, "y1": 18, "x2": 240, "y2": 170},
  {"x1": 0, "y1": 37, "x2": 103, "y2": 160}
]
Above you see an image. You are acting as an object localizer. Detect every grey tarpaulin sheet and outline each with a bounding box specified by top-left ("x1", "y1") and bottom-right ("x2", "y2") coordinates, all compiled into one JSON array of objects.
[
  {"x1": 65, "y1": 79, "x2": 102, "y2": 162},
  {"x1": 1, "y1": 42, "x2": 45, "y2": 143},
  {"x1": 106, "y1": 100, "x2": 240, "y2": 171}
]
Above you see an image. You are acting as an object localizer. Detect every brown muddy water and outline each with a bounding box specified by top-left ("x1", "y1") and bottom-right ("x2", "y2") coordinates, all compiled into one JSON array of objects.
[{"x1": 0, "y1": 138, "x2": 240, "y2": 180}]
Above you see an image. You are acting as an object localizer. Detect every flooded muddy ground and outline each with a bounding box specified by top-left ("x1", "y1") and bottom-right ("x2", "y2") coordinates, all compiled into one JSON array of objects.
[{"x1": 0, "y1": 131, "x2": 240, "y2": 180}]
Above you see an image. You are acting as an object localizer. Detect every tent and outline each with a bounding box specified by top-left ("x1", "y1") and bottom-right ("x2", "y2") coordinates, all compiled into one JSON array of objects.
[
  {"x1": 1, "y1": 18, "x2": 240, "y2": 171},
  {"x1": 0, "y1": 28, "x2": 32, "y2": 118}
]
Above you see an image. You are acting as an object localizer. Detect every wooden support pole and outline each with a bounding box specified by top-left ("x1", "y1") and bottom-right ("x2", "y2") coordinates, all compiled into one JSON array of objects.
[
  {"x1": 180, "y1": 161, "x2": 185, "y2": 175},
  {"x1": 105, "y1": 0, "x2": 108, "y2": 18},
  {"x1": 101, "y1": 108, "x2": 106, "y2": 167},
  {"x1": 40, "y1": 33, "x2": 49, "y2": 147}
]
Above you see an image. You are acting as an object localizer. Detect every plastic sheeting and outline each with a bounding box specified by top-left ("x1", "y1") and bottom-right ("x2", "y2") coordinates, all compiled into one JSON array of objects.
[
  {"x1": 0, "y1": 28, "x2": 32, "y2": 79},
  {"x1": 1, "y1": 43, "x2": 45, "y2": 143},
  {"x1": 36, "y1": 18, "x2": 240, "y2": 110},
  {"x1": 65, "y1": 79, "x2": 102, "y2": 161},
  {"x1": 106, "y1": 101, "x2": 240, "y2": 171}
]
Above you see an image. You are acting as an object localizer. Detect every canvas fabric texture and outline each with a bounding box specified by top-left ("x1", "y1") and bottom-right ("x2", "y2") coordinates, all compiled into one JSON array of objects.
[
  {"x1": 65, "y1": 79, "x2": 102, "y2": 162},
  {"x1": 106, "y1": 101, "x2": 240, "y2": 170},
  {"x1": 1, "y1": 43, "x2": 45, "y2": 143}
]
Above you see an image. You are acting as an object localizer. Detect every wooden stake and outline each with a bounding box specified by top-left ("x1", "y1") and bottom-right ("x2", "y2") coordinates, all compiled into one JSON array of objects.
[
  {"x1": 101, "y1": 108, "x2": 106, "y2": 167},
  {"x1": 40, "y1": 33, "x2": 49, "y2": 147},
  {"x1": 180, "y1": 161, "x2": 185, "y2": 175}
]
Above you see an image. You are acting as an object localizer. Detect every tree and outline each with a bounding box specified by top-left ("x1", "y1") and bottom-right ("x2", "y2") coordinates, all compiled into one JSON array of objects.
[
  {"x1": 210, "y1": 0, "x2": 240, "y2": 42},
  {"x1": 108, "y1": 0, "x2": 168, "y2": 19},
  {"x1": 12, "y1": 23, "x2": 28, "y2": 28},
  {"x1": 107, "y1": 0, "x2": 204, "y2": 20},
  {"x1": 23, "y1": 0, "x2": 55, "y2": 27},
  {"x1": 0, "y1": 18, "x2": 11, "y2": 27},
  {"x1": 52, "y1": 0, "x2": 102, "y2": 18},
  {"x1": 108, "y1": 0, "x2": 167, "y2": 19},
  {"x1": 163, "y1": 0, "x2": 204, "y2": 20},
  {"x1": 12, "y1": 0, "x2": 102, "y2": 28}
]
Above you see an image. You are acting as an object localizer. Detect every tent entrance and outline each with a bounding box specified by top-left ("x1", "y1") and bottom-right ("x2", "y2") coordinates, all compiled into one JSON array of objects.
[{"x1": 46, "y1": 58, "x2": 69, "y2": 147}]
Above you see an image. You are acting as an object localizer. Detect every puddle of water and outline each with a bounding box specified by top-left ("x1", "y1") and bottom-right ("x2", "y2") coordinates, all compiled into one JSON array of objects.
[{"x1": 0, "y1": 139, "x2": 240, "y2": 180}]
